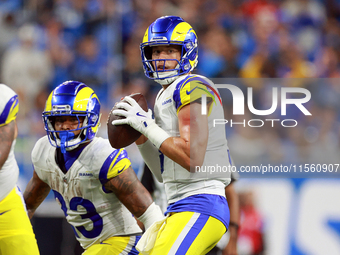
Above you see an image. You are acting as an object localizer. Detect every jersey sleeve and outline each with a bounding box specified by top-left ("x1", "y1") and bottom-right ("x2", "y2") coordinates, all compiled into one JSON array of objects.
[
  {"x1": 98, "y1": 148, "x2": 131, "y2": 184},
  {"x1": 173, "y1": 75, "x2": 221, "y2": 115},
  {"x1": 0, "y1": 84, "x2": 19, "y2": 127}
]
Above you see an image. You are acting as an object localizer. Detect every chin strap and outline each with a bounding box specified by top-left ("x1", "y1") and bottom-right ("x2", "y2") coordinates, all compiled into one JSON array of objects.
[
  {"x1": 152, "y1": 63, "x2": 180, "y2": 85},
  {"x1": 58, "y1": 131, "x2": 75, "y2": 153},
  {"x1": 155, "y1": 75, "x2": 178, "y2": 85}
]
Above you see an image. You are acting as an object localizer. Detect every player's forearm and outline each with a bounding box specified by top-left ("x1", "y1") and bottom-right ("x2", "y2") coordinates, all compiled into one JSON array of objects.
[
  {"x1": 118, "y1": 185, "x2": 164, "y2": 230},
  {"x1": 223, "y1": 184, "x2": 239, "y2": 255},
  {"x1": 136, "y1": 127, "x2": 195, "y2": 172},
  {"x1": 118, "y1": 180, "x2": 154, "y2": 217},
  {"x1": 225, "y1": 184, "x2": 240, "y2": 240},
  {"x1": 106, "y1": 167, "x2": 154, "y2": 217},
  {"x1": 24, "y1": 186, "x2": 50, "y2": 219},
  {"x1": 159, "y1": 136, "x2": 191, "y2": 171},
  {"x1": 0, "y1": 121, "x2": 15, "y2": 169},
  {"x1": 159, "y1": 134, "x2": 207, "y2": 172},
  {"x1": 26, "y1": 207, "x2": 36, "y2": 219},
  {"x1": 23, "y1": 172, "x2": 51, "y2": 219},
  {"x1": 159, "y1": 102, "x2": 208, "y2": 172},
  {"x1": 24, "y1": 190, "x2": 49, "y2": 219},
  {"x1": 137, "y1": 139, "x2": 163, "y2": 182},
  {"x1": 107, "y1": 168, "x2": 164, "y2": 230}
]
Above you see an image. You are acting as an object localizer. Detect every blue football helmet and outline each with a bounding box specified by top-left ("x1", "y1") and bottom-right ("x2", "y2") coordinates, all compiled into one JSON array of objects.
[
  {"x1": 43, "y1": 81, "x2": 101, "y2": 153},
  {"x1": 140, "y1": 16, "x2": 198, "y2": 85}
]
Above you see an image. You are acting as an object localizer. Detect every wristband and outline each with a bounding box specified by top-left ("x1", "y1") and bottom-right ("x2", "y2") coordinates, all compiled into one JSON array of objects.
[
  {"x1": 229, "y1": 221, "x2": 239, "y2": 229},
  {"x1": 143, "y1": 121, "x2": 170, "y2": 149},
  {"x1": 137, "y1": 202, "x2": 165, "y2": 230}
]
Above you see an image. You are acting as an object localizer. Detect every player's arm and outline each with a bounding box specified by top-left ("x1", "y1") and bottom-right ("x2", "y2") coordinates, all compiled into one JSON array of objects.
[
  {"x1": 137, "y1": 102, "x2": 209, "y2": 172},
  {"x1": 112, "y1": 94, "x2": 211, "y2": 172},
  {"x1": 158, "y1": 101, "x2": 209, "y2": 171},
  {"x1": 24, "y1": 171, "x2": 51, "y2": 219},
  {"x1": 104, "y1": 166, "x2": 153, "y2": 217},
  {"x1": 136, "y1": 136, "x2": 163, "y2": 182},
  {"x1": 0, "y1": 121, "x2": 16, "y2": 169},
  {"x1": 104, "y1": 166, "x2": 164, "y2": 229},
  {"x1": 223, "y1": 183, "x2": 240, "y2": 255}
]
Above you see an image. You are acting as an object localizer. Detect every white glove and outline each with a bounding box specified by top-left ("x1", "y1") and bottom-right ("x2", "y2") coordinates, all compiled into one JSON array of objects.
[
  {"x1": 111, "y1": 96, "x2": 154, "y2": 134},
  {"x1": 111, "y1": 96, "x2": 170, "y2": 149}
]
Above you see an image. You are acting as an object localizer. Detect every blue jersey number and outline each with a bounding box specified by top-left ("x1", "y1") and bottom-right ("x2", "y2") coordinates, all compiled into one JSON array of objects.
[{"x1": 53, "y1": 191, "x2": 103, "y2": 238}]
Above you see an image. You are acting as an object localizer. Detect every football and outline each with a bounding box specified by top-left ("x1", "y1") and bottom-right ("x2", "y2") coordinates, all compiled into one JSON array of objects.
[{"x1": 107, "y1": 93, "x2": 148, "y2": 149}]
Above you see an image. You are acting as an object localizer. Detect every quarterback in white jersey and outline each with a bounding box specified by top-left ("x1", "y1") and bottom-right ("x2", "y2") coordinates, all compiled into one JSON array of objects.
[
  {"x1": 24, "y1": 81, "x2": 164, "y2": 255},
  {"x1": 153, "y1": 74, "x2": 231, "y2": 203},
  {"x1": 0, "y1": 84, "x2": 40, "y2": 255},
  {"x1": 112, "y1": 16, "x2": 233, "y2": 255}
]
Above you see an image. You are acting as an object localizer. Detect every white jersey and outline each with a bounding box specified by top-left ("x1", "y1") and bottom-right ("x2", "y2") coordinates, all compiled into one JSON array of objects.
[
  {"x1": 31, "y1": 136, "x2": 142, "y2": 249},
  {"x1": 0, "y1": 84, "x2": 19, "y2": 202},
  {"x1": 154, "y1": 74, "x2": 231, "y2": 204}
]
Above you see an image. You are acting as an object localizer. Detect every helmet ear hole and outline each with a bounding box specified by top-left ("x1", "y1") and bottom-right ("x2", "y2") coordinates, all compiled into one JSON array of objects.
[
  {"x1": 80, "y1": 128, "x2": 87, "y2": 140},
  {"x1": 181, "y1": 45, "x2": 187, "y2": 57},
  {"x1": 46, "y1": 117, "x2": 55, "y2": 132},
  {"x1": 48, "y1": 116, "x2": 55, "y2": 128},
  {"x1": 144, "y1": 46, "x2": 152, "y2": 60}
]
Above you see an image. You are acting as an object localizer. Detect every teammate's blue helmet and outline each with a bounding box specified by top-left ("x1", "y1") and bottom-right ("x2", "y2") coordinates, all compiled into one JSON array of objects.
[
  {"x1": 140, "y1": 16, "x2": 198, "y2": 85},
  {"x1": 43, "y1": 81, "x2": 101, "y2": 153}
]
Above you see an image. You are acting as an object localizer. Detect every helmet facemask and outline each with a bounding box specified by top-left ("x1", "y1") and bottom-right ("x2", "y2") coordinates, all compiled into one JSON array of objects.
[
  {"x1": 141, "y1": 41, "x2": 198, "y2": 85},
  {"x1": 43, "y1": 111, "x2": 94, "y2": 153}
]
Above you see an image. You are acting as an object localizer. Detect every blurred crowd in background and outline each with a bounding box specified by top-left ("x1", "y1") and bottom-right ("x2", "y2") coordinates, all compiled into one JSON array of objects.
[{"x1": 1, "y1": 0, "x2": 337, "y2": 174}]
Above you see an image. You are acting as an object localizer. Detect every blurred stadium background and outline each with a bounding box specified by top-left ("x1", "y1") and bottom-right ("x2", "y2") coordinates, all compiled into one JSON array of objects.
[{"x1": 1, "y1": 0, "x2": 339, "y2": 254}]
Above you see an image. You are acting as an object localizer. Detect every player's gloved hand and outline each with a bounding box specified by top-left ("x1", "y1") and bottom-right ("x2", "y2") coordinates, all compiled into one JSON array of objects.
[
  {"x1": 111, "y1": 96, "x2": 170, "y2": 149},
  {"x1": 111, "y1": 96, "x2": 154, "y2": 133}
]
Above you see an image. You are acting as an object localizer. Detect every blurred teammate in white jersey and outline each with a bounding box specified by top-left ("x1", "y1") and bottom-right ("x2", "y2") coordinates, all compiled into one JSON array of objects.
[
  {"x1": 24, "y1": 81, "x2": 164, "y2": 255},
  {"x1": 0, "y1": 84, "x2": 40, "y2": 255},
  {"x1": 112, "y1": 16, "x2": 235, "y2": 254}
]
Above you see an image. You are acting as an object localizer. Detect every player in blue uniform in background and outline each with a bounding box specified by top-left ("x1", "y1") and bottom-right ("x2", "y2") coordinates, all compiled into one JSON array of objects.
[
  {"x1": 112, "y1": 16, "x2": 234, "y2": 254},
  {"x1": 24, "y1": 81, "x2": 164, "y2": 255}
]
